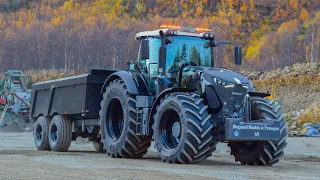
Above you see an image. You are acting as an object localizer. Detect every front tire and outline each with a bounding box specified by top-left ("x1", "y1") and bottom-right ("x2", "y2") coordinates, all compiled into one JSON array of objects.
[
  {"x1": 153, "y1": 92, "x2": 217, "y2": 164},
  {"x1": 48, "y1": 115, "x2": 72, "y2": 152},
  {"x1": 34, "y1": 116, "x2": 51, "y2": 151},
  {"x1": 228, "y1": 97, "x2": 288, "y2": 166},
  {"x1": 100, "y1": 79, "x2": 151, "y2": 158}
]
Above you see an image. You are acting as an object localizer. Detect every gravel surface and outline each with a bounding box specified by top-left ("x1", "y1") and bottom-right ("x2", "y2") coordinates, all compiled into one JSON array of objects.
[
  {"x1": 0, "y1": 132, "x2": 319, "y2": 180},
  {"x1": 0, "y1": 122, "x2": 25, "y2": 133}
]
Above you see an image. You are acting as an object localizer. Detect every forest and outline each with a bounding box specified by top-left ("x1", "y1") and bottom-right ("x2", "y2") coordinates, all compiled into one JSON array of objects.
[{"x1": 0, "y1": 0, "x2": 319, "y2": 73}]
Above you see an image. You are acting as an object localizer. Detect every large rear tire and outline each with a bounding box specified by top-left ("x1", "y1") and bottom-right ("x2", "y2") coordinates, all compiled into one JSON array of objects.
[
  {"x1": 100, "y1": 79, "x2": 151, "y2": 158},
  {"x1": 228, "y1": 97, "x2": 288, "y2": 166},
  {"x1": 153, "y1": 92, "x2": 217, "y2": 164},
  {"x1": 48, "y1": 115, "x2": 72, "y2": 152},
  {"x1": 34, "y1": 116, "x2": 51, "y2": 151}
]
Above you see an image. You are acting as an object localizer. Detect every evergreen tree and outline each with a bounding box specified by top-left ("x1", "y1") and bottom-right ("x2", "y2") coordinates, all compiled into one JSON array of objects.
[
  {"x1": 180, "y1": 44, "x2": 188, "y2": 64},
  {"x1": 190, "y1": 46, "x2": 200, "y2": 65}
]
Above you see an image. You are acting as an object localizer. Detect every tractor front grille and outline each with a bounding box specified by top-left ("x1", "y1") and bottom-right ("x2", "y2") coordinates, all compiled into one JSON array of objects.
[{"x1": 214, "y1": 84, "x2": 248, "y2": 111}]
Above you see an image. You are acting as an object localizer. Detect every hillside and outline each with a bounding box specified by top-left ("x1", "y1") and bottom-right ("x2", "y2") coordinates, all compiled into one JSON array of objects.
[{"x1": 0, "y1": 0, "x2": 319, "y2": 73}]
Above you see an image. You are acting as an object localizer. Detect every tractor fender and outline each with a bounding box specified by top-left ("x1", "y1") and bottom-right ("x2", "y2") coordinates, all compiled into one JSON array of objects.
[
  {"x1": 149, "y1": 87, "x2": 196, "y2": 132},
  {"x1": 101, "y1": 71, "x2": 139, "y2": 95}
]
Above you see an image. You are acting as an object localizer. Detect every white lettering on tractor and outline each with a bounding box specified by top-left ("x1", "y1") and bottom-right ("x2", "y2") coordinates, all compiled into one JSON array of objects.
[{"x1": 232, "y1": 124, "x2": 280, "y2": 131}]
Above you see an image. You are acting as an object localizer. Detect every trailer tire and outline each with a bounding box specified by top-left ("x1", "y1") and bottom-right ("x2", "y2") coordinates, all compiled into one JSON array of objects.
[
  {"x1": 100, "y1": 79, "x2": 151, "y2": 158},
  {"x1": 228, "y1": 97, "x2": 288, "y2": 166},
  {"x1": 48, "y1": 115, "x2": 72, "y2": 152},
  {"x1": 34, "y1": 116, "x2": 51, "y2": 151},
  {"x1": 153, "y1": 92, "x2": 217, "y2": 164}
]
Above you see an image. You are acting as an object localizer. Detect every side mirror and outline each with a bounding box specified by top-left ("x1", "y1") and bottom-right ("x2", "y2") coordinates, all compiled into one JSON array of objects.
[
  {"x1": 141, "y1": 40, "x2": 150, "y2": 59},
  {"x1": 235, "y1": 46, "x2": 242, "y2": 65}
]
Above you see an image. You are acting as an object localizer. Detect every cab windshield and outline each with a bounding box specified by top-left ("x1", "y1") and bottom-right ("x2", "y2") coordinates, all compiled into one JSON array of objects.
[
  {"x1": 140, "y1": 36, "x2": 212, "y2": 75},
  {"x1": 166, "y1": 36, "x2": 212, "y2": 73}
]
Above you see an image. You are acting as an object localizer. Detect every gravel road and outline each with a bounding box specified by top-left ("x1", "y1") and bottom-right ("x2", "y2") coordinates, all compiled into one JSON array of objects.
[{"x1": 0, "y1": 132, "x2": 319, "y2": 180}]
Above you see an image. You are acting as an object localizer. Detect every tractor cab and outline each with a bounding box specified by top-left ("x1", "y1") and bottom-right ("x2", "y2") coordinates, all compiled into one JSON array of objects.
[{"x1": 135, "y1": 25, "x2": 242, "y2": 94}]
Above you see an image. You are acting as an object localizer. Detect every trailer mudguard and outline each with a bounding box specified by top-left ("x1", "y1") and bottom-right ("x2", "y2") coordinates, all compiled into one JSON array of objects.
[{"x1": 101, "y1": 71, "x2": 139, "y2": 95}]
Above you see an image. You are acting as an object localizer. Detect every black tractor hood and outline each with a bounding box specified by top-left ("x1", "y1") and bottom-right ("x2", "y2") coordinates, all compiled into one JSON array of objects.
[{"x1": 203, "y1": 68, "x2": 249, "y2": 84}]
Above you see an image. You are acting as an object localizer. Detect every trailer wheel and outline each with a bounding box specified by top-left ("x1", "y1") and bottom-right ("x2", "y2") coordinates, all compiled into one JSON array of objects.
[
  {"x1": 48, "y1": 115, "x2": 72, "y2": 152},
  {"x1": 100, "y1": 79, "x2": 151, "y2": 158},
  {"x1": 228, "y1": 97, "x2": 288, "y2": 166},
  {"x1": 34, "y1": 116, "x2": 51, "y2": 151},
  {"x1": 153, "y1": 92, "x2": 217, "y2": 164}
]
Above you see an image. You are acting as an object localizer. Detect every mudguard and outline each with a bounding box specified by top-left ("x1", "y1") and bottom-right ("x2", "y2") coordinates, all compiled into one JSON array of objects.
[{"x1": 101, "y1": 71, "x2": 139, "y2": 95}]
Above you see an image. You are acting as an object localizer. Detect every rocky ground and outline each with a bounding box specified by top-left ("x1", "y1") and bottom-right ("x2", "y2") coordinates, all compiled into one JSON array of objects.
[
  {"x1": 241, "y1": 62, "x2": 320, "y2": 130},
  {"x1": 0, "y1": 132, "x2": 319, "y2": 180}
]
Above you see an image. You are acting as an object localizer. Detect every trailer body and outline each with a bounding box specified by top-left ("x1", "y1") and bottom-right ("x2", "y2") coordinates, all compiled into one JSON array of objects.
[{"x1": 31, "y1": 69, "x2": 115, "y2": 138}]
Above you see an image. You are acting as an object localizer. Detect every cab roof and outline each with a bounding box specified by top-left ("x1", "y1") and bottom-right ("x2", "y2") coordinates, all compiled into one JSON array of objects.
[{"x1": 135, "y1": 28, "x2": 205, "y2": 40}]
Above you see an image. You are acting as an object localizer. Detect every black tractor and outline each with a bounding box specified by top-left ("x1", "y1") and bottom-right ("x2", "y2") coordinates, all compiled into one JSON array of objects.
[{"x1": 31, "y1": 27, "x2": 287, "y2": 166}]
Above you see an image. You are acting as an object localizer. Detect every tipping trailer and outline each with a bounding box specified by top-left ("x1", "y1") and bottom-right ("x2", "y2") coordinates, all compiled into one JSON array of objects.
[{"x1": 31, "y1": 27, "x2": 287, "y2": 165}]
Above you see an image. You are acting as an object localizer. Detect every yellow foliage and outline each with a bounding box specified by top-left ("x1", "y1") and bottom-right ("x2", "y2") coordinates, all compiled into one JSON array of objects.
[
  {"x1": 195, "y1": 7, "x2": 203, "y2": 17},
  {"x1": 245, "y1": 40, "x2": 264, "y2": 61},
  {"x1": 277, "y1": 20, "x2": 297, "y2": 36},
  {"x1": 300, "y1": 8, "x2": 310, "y2": 21},
  {"x1": 236, "y1": 14, "x2": 243, "y2": 26},
  {"x1": 63, "y1": 1, "x2": 73, "y2": 11},
  {"x1": 15, "y1": 19, "x2": 23, "y2": 29},
  {"x1": 52, "y1": 17, "x2": 62, "y2": 26},
  {"x1": 298, "y1": 104, "x2": 320, "y2": 125},
  {"x1": 240, "y1": 4, "x2": 247, "y2": 13},
  {"x1": 26, "y1": 69, "x2": 80, "y2": 84}
]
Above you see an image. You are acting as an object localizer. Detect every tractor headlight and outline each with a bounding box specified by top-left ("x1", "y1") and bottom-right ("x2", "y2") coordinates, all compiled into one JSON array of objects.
[{"x1": 214, "y1": 78, "x2": 232, "y2": 86}]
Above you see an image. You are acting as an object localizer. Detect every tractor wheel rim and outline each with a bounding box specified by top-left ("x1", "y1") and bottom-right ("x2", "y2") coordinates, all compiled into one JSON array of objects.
[
  {"x1": 107, "y1": 98, "x2": 124, "y2": 141},
  {"x1": 160, "y1": 109, "x2": 181, "y2": 151},
  {"x1": 172, "y1": 122, "x2": 181, "y2": 138}
]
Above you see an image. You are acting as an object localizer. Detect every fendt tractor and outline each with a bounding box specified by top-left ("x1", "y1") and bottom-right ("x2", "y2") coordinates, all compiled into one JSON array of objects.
[{"x1": 31, "y1": 26, "x2": 287, "y2": 165}]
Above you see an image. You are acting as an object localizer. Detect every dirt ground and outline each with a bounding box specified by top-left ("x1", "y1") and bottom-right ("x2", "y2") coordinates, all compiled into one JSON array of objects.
[{"x1": 0, "y1": 133, "x2": 319, "y2": 180}]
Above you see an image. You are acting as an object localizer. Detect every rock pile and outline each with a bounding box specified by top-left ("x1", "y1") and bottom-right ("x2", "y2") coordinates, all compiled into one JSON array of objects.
[{"x1": 241, "y1": 62, "x2": 320, "y2": 80}]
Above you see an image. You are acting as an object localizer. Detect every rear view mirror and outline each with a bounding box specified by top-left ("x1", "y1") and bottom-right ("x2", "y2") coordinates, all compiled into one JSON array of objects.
[
  {"x1": 235, "y1": 46, "x2": 242, "y2": 65},
  {"x1": 141, "y1": 40, "x2": 150, "y2": 59}
]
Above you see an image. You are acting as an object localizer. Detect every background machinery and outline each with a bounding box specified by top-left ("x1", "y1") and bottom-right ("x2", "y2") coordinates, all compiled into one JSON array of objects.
[
  {"x1": 0, "y1": 70, "x2": 31, "y2": 125},
  {"x1": 30, "y1": 26, "x2": 288, "y2": 165}
]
